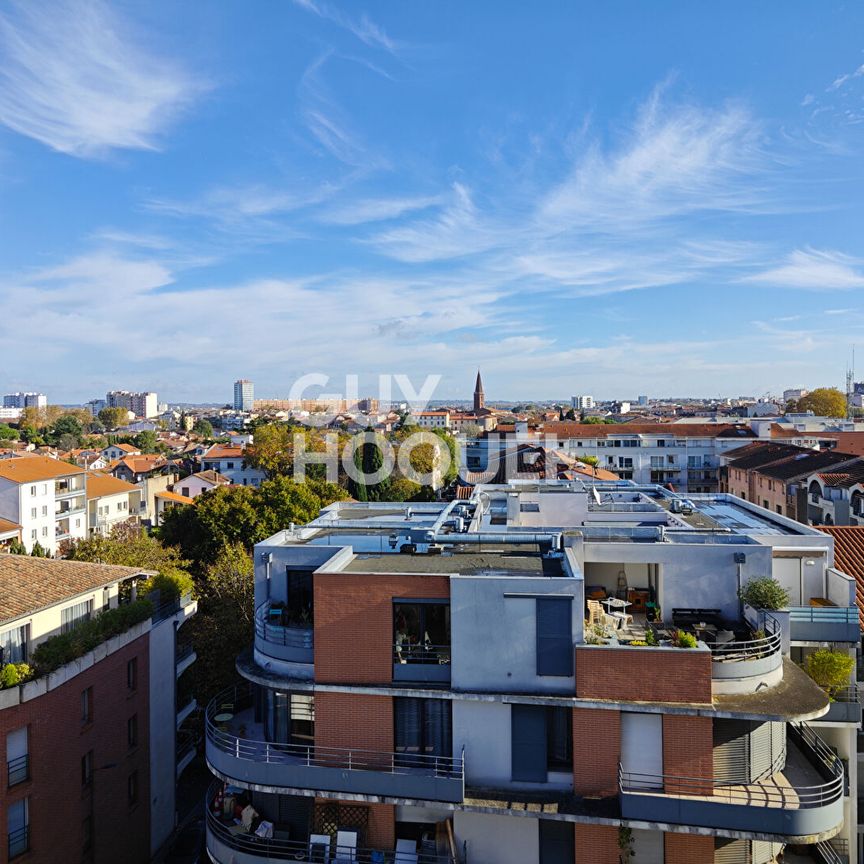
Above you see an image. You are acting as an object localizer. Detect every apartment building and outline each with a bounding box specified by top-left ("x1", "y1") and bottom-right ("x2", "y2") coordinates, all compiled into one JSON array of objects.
[
  {"x1": 0, "y1": 555, "x2": 198, "y2": 863},
  {"x1": 0, "y1": 456, "x2": 88, "y2": 555},
  {"x1": 410, "y1": 410, "x2": 452, "y2": 429},
  {"x1": 198, "y1": 444, "x2": 265, "y2": 487},
  {"x1": 806, "y1": 465, "x2": 864, "y2": 527},
  {"x1": 106, "y1": 391, "x2": 158, "y2": 420},
  {"x1": 202, "y1": 481, "x2": 861, "y2": 864},
  {"x1": 721, "y1": 442, "x2": 862, "y2": 521},
  {"x1": 2, "y1": 394, "x2": 46, "y2": 410},
  {"x1": 85, "y1": 472, "x2": 141, "y2": 537},
  {"x1": 571, "y1": 395, "x2": 594, "y2": 410},
  {"x1": 234, "y1": 379, "x2": 255, "y2": 412}
]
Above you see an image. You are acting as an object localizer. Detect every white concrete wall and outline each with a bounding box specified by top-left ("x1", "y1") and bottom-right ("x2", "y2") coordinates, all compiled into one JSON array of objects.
[
  {"x1": 452, "y1": 701, "x2": 512, "y2": 788},
  {"x1": 450, "y1": 575, "x2": 582, "y2": 694},
  {"x1": 453, "y1": 811, "x2": 538, "y2": 864}
]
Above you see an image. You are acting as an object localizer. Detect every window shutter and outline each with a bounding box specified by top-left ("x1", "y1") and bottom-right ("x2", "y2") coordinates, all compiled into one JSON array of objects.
[
  {"x1": 511, "y1": 704, "x2": 547, "y2": 782},
  {"x1": 536, "y1": 598, "x2": 573, "y2": 676}
]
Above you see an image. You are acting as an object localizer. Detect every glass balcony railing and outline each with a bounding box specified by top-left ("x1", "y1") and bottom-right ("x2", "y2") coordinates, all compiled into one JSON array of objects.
[{"x1": 254, "y1": 602, "x2": 313, "y2": 665}]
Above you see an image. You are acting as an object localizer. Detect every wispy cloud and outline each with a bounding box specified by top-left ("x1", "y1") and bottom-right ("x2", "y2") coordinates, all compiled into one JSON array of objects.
[
  {"x1": 0, "y1": 0, "x2": 206, "y2": 158},
  {"x1": 828, "y1": 63, "x2": 864, "y2": 91},
  {"x1": 743, "y1": 248, "x2": 864, "y2": 290},
  {"x1": 318, "y1": 195, "x2": 442, "y2": 226},
  {"x1": 291, "y1": 0, "x2": 398, "y2": 55}
]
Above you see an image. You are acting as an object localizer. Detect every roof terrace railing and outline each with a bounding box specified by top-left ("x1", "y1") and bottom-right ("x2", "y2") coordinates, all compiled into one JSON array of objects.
[
  {"x1": 708, "y1": 613, "x2": 782, "y2": 664},
  {"x1": 789, "y1": 606, "x2": 859, "y2": 624},
  {"x1": 254, "y1": 603, "x2": 313, "y2": 649}
]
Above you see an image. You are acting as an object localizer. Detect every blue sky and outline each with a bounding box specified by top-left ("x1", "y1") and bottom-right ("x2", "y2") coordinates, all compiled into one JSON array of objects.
[{"x1": 1, "y1": 0, "x2": 864, "y2": 404}]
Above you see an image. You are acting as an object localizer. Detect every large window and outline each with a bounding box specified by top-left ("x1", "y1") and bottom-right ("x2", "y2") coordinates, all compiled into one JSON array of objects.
[
  {"x1": 61, "y1": 599, "x2": 93, "y2": 634},
  {"x1": 7, "y1": 798, "x2": 28, "y2": 859},
  {"x1": 0, "y1": 625, "x2": 28, "y2": 665},
  {"x1": 6, "y1": 727, "x2": 28, "y2": 787},
  {"x1": 285, "y1": 568, "x2": 314, "y2": 627},
  {"x1": 264, "y1": 690, "x2": 314, "y2": 747},
  {"x1": 394, "y1": 601, "x2": 450, "y2": 664},
  {"x1": 395, "y1": 698, "x2": 452, "y2": 764}
]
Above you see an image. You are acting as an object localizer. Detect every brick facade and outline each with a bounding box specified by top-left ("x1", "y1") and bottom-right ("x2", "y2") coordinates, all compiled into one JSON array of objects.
[
  {"x1": 0, "y1": 634, "x2": 150, "y2": 864},
  {"x1": 314, "y1": 573, "x2": 450, "y2": 684},
  {"x1": 574, "y1": 823, "x2": 619, "y2": 864},
  {"x1": 314, "y1": 692, "x2": 394, "y2": 763},
  {"x1": 572, "y1": 708, "x2": 620, "y2": 797},
  {"x1": 574, "y1": 646, "x2": 712, "y2": 704},
  {"x1": 664, "y1": 831, "x2": 714, "y2": 864},
  {"x1": 662, "y1": 715, "x2": 714, "y2": 796}
]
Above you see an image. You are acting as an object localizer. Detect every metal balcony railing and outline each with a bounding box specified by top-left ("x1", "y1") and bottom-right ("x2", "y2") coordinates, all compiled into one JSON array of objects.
[
  {"x1": 176, "y1": 642, "x2": 194, "y2": 664},
  {"x1": 205, "y1": 794, "x2": 457, "y2": 863},
  {"x1": 393, "y1": 642, "x2": 451, "y2": 665},
  {"x1": 790, "y1": 606, "x2": 859, "y2": 624},
  {"x1": 7, "y1": 754, "x2": 28, "y2": 787},
  {"x1": 254, "y1": 603, "x2": 313, "y2": 649},
  {"x1": 708, "y1": 613, "x2": 782, "y2": 663},
  {"x1": 7, "y1": 826, "x2": 28, "y2": 859}
]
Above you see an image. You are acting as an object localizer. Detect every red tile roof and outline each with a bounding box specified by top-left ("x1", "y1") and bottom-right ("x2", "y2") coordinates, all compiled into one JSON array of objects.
[
  {"x1": 0, "y1": 455, "x2": 84, "y2": 483},
  {"x1": 543, "y1": 422, "x2": 755, "y2": 439},
  {"x1": 817, "y1": 526, "x2": 864, "y2": 626}
]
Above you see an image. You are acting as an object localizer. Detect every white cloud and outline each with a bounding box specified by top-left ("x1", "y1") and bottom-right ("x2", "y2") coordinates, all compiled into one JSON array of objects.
[
  {"x1": 743, "y1": 248, "x2": 864, "y2": 290},
  {"x1": 318, "y1": 195, "x2": 443, "y2": 225},
  {"x1": 292, "y1": 0, "x2": 397, "y2": 55},
  {"x1": 828, "y1": 64, "x2": 864, "y2": 91},
  {"x1": 0, "y1": 0, "x2": 206, "y2": 158}
]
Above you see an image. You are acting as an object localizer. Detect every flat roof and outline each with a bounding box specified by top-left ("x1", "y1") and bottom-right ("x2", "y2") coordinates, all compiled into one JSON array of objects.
[{"x1": 342, "y1": 548, "x2": 563, "y2": 577}]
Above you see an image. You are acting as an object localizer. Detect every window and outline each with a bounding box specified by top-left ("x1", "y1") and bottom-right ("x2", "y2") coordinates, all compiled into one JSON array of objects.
[
  {"x1": 127, "y1": 770, "x2": 139, "y2": 807},
  {"x1": 127, "y1": 658, "x2": 137, "y2": 691},
  {"x1": 650, "y1": 456, "x2": 664, "y2": 468},
  {"x1": 29, "y1": 486, "x2": 36, "y2": 497},
  {"x1": 61, "y1": 599, "x2": 93, "y2": 634},
  {"x1": 776, "y1": 505, "x2": 783, "y2": 515},
  {"x1": 536, "y1": 598, "x2": 573, "y2": 677},
  {"x1": 763, "y1": 500, "x2": 769, "y2": 510},
  {"x1": 264, "y1": 691, "x2": 314, "y2": 746},
  {"x1": 618, "y1": 457, "x2": 633, "y2": 468},
  {"x1": 181, "y1": 487, "x2": 190, "y2": 497},
  {"x1": 30, "y1": 529, "x2": 36, "y2": 540},
  {"x1": 284, "y1": 568, "x2": 314, "y2": 627},
  {"x1": 0, "y1": 625, "x2": 29, "y2": 665},
  {"x1": 127, "y1": 714, "x2": 138, "y2": 749},
  {"x1": 395, "y1": 698, "x2": 452, "y2": 764},
  {"x1": 29, "y1": 508, "x2": 36, "y2": 519},
  {"x1": 81, "y1": 750, "x2": 93, "y2": 787},
  {"x1": 394, "y1": 601, "x2": 450, "y2": 663},
  {"x1": 7, "y1": 798, "x2": 28, "y2": 858},
  {"x1": 509, "y1": 705, "x2": 573, "y2": 783},
  {"x1": 81, "y1": 687, "x2": 92, "y2": 724},
  {"x1": 82, "y1": 815, "x2": 93, "y2": 853},
  {"x1": 226, "y1": 461, "x2": 235, "y2": 469},
  {"x1": 6, "y1": 727, "x2": 28, "y2": 786}
]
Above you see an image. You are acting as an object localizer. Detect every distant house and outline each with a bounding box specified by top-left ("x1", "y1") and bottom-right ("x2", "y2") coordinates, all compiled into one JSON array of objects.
[
  {"x1": 107, "y1": 455, "x2": 177, "y2": 525},
  {"x1": 173, "y1": 470, "x2": 231, "y2": 500},
  {"x1": 198, "y1": 444, "x2": 265, "y2": 487},
  {"x1": 101, "y1": 442, "x2": 142, "y2": 463},
  {"x1": 86, "y1": 471, "x2": 142, "y2": 536},
  {"x1": 154, "y1": 490, "x2": 195, "y2": 525}
]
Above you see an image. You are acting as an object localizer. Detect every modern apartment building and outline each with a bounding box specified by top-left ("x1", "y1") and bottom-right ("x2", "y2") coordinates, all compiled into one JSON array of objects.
[
  {"x1": 234, "y1": 380, "x2": 255, "y2": 412},
  {"x1": 106, "y1": 391, "x2": 158, "y2": 420},
  {"x1": 0, "y1": 555, "x2": 198, "y2": 863},
  {"x1": 2, "y1": 394, "x2": 47, "y2": 410},
  {"x1": 202, "y1": 480, "x2": 861, "y2": 864},
  {"x1": 571, "y1": 395, "x2": 594, "y2": 410},
  {"x1": 0, "y1": 456, "x2": 89, "y2": 554}
]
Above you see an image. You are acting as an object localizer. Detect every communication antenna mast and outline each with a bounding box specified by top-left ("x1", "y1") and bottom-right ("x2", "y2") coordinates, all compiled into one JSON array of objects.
[{"x1": 846, "y1": 346, "x2": 856, "y2": 420}]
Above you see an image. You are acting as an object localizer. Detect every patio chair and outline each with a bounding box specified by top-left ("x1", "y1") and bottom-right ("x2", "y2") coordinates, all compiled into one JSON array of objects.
[
  {"x1": 395, "y1": 838, "x2": 419, "y2": 864},
  {"x1": 334, "y1": 829, "x2": 358, "y2": 862},
  {"x1": 308, "y1": 834, "x2": 330, "y2": 863}
]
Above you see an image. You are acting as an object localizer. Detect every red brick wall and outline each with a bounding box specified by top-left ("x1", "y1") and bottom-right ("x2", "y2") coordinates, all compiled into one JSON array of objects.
[
  {"x1": 574, "y1": 824, "x2": 619, "y2": 864},
  {"x1": 572, "y1": 708, "x2": 620, "y2": 797},
  {"x1": 315, "y1": 573, "x2": 450, "y2": 684},
  {"x1": 574, "y1": 646, "x2": 712, "y2": 704},
  {"x1": 0, "y1": 633, "x2": 151, "y2": 864},
  {"x1": 315, "y1": 692, "x2": 393, "y2": 769},
  {"x1": 366, "y1": 803, "x2": 395, "y2": 848},
  {"x1": 664, "y1": 832, "x2": 714, "y2": 864},
  {"x1": 662, "y1": 715, "x2": 714, "y2": 795}
]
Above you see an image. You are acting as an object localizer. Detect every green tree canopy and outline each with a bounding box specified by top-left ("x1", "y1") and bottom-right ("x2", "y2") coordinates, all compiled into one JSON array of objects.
[
  {"x1": 134, "y1": 430, "x2": 159, "y2": 453},
  {"x1": 193, "y1": 419, "x2": 213, "y2": 438},
  {"x1": 98, "y1": 406, "x2": 129, "y2": 429},
  {"x1": 0, "y1": 424, "x2": 17, "y2": 441},
  {"x1": 795, "y1": 388, "x2": 847, "y2": 418}
]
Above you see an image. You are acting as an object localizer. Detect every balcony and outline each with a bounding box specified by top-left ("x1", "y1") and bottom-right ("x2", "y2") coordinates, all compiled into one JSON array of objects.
[
  {"x1": 7, "y1": 826, "x2": 28, "y2": 860},
  {"x1": 176, "y1": 641, "x2": 197, "y2": 677},
  {"x1": 6, "y1": 754, "x2": 28, "y2": 787},
  {"x1": 205, "y1": 798, "x2": 456, "y2": 864},
  {"x1": 790, "y1": 605, "x2": 860, "y2": 644},
  {"x1": 619, "y1": 724, "x2": 844, "y2": 841},
  {"x1": 393, "y1": 641, "x2": 451, "y2": 684},
  {"x1": 821, "y1": 686, "x2": 861, "y2": 724},
  {"x1": 177, "y1": 729, "x2": 198, "y2": 780},
  {"x1": 255, "y1": 602, "x2": 313, "y2": 666},
  {"x1": 707, "y1": 614, "x2": 783, "y2": 695},
  {"x1": 205, "y1": 687, "x2": 464, "y2": 803},
  {"x1": 54, "y1": 479, "x2": 84, "y2": 498}
]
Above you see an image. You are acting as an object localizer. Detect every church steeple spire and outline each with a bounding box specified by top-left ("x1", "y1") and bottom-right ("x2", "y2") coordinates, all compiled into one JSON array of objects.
[{"x1": 473, "y1": 370, "x2": 485, "y2": 413}]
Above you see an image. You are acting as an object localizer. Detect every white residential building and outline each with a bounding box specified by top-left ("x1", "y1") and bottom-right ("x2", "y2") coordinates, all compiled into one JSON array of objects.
[
  {"x1": 173, "y1": 470, "x2": 231, "y2": 500},
  {"x1": 410, "y1": 410, "x2": 452, "y2": 429},
  {"x1": 571, "y1": 394, "x2": 594, "y2": 410},
  {"x1": 107, "y1": 390, "x2": 159, "y2": 419},
  {"x1": 0, "y1": 456, "x2": 88, "y2": 554},
  {"x1": 86, "y1": 471, "x2": 142, "y2": 536},
  {"x1": 234, "y1": 379, "x2": 254, "y2": 412},
  {"x1": 199, "y1": 444, "x2": 266, "y2": 487},
  {"x1": 3, "y1": 393, "x2": 47, "y2": 409}
]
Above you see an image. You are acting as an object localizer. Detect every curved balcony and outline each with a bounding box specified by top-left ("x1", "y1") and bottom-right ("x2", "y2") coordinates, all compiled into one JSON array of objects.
[
  {"x1": 619, "y1": 724, "x2": 844, "y2": 842},
  {"x1": 709, "y1": 614, "x2": 783, "y2": 695},
  {"x1": 255, "y1": 602, "x2": 313, "y2": 667},
  {"x1": 205, "y1": 686, "x2": 464, "y2": 803},
  {"x1": 205, "y1": 794, "x2": 456, "y2": 864}
]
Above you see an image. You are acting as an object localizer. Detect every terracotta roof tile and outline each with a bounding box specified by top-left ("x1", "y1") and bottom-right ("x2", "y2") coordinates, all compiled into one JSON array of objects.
[
  {"x1": 86, "y1": 472, "x2": 139, "y2": 499},
  {"x1": 816, "y1": 527, "x2": 864, "y2": 626},
  {"x1": 0, "y1": 455, "x2": 85, "y2": 484},
  {"x1": 0, "y1": 554, "x2": 147, "y2": 624}
]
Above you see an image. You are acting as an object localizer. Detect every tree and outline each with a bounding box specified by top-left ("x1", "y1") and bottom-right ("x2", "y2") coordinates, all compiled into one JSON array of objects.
[
  {"x1": 99, "y1": 407, "x2": 129, "y2": 429},
  {"x1": 805, "y1": 648, "x2": 856, "y2": 698},
  {"x1": 7, "y1": 539, "x2": 27, "y2": 555},
  {"x1": 246, "y1": 423, "x2": 294, "y2": 477},
  {"x1": 0, "y1": 424, "x2": 17, "y2": 441},
  {"x1": 795, "y1": 388, "x2": 847, "y2": 418},
  {"x1": 192, "y1": 419, "x2": 213, "y2": 439},
  {"x1": 57, "y1": 433, "x2": 79, "y2": 452},
  {"x1": 30, "y1": 541, "x2": 48, "y2": 557},
  {"x1": 134, "y1": 430, "x2": 158, "y2": 453}
]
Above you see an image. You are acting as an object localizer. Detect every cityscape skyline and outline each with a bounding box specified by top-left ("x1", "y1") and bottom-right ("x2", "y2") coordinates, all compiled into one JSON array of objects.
[{"x1": 1, "y1": 2, "x2": 864, "y2": 399}]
